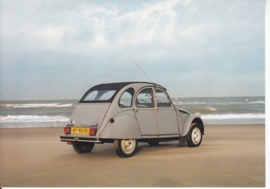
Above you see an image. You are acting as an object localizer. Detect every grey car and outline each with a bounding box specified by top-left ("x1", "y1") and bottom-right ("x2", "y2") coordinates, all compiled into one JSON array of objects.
[{"x1": 60, "y1": 82, "x2": 204, "y2": 158}]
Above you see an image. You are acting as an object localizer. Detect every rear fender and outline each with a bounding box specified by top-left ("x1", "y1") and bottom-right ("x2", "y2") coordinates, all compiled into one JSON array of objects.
[{"x1": 100, "y1": 111, "x2": 141, "y2": 139}]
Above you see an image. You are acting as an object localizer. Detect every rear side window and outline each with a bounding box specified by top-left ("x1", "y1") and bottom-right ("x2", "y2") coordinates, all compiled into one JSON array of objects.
[
  {"x1": 119, "y1": 88, "x2": 134, "y2": 108},
  {"x1": 82, "y1": 90, "x2": 116, "y2": 102}
]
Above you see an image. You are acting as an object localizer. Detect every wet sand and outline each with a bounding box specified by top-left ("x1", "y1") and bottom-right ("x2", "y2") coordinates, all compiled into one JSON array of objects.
[{"x1": 0, "y1": 124, "x2": 265, "y2": 187}]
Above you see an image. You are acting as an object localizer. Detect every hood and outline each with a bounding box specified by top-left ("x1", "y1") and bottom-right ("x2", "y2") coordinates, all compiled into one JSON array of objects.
[{"x1": 177, "y1": 108, "x2": 191, "y2": 115}]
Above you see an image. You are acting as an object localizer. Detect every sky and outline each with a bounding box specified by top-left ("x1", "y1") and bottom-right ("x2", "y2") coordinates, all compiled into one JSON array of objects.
[{"x1": 0, "y1": 0, "x2": 266, "y2": 100}]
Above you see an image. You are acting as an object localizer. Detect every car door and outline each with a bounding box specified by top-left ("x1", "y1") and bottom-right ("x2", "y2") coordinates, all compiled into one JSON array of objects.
[
  {"x1": 134, "y1": 87, "x2": 158, "y2": 137},
  {"x1": 155, "y1": 88, "x2": 179, "y2": 136}
]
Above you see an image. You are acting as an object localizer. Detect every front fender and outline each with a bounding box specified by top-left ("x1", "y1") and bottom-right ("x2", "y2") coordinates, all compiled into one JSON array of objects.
[
  {"x1": 100, "y1": 111, "x2": 141, "y2": 139},
  {"x1": 182, "y1": 115, "x2": 204, "y2": 136}
]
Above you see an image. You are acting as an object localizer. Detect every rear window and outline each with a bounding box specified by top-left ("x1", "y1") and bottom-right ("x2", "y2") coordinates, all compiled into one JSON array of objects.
[
  {"x1": 79, "y1": 83, "x2": 137, "y2": 103},
  {"x1": 81, "y1": 89, "x2": 117, "y2": 102}
]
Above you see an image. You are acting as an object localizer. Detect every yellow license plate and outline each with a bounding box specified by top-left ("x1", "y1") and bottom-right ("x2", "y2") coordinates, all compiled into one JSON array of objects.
[{"x1": 71, "y1": 127, "x2": 89, "y2": 134}]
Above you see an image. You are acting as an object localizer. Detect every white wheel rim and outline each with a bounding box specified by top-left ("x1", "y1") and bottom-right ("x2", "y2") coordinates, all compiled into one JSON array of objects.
[
  {"x1": 121, "y1": 139, "x2": 136, "y2": 154},
  {"x1": 191, "y1": 127, "x2": 201, "y2": 144}
]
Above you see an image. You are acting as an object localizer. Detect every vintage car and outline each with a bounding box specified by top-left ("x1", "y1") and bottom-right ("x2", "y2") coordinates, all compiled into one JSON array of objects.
[{"x1": 60, "y1": 82, "x2": 204, "y2": 158}]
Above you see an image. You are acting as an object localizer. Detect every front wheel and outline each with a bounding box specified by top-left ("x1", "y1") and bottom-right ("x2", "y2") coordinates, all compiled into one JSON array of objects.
[
  {"x1": 114, "y1": 139, "x2": 138, "y2": 158},
  {"x1": 187, "y1": 123, "x2": 203, "y2": 147},
  {"x1": 73, "y1": 142, "x2": 95, "y2": 154}
]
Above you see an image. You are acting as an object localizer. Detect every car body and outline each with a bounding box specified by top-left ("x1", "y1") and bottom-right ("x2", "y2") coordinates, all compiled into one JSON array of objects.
[{"x1": 60, "y1": 82, "x2": 204, "y2": 158}]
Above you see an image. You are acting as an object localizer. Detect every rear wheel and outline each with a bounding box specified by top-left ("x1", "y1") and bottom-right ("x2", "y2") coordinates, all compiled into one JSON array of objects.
[
  {"x1": 187, "y1": 123, "x2": 202, "y2": 147},
  {"x1": 114, "y1": 139, "x2": 138, "y2": 158},
  {"x1": 73, "y1": 142, "x2": 95, "y2": 154}
]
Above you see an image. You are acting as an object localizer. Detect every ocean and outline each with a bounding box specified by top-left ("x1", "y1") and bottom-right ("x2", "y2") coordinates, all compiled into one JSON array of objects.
[{"x1": 0, "y1": 96, "x2": 265, "y2": 128}]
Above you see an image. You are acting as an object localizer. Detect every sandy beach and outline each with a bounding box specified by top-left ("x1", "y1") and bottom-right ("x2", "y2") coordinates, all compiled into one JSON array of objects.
[{"x1": 0, "y1": 124, "x2": 265, "y2": 187}]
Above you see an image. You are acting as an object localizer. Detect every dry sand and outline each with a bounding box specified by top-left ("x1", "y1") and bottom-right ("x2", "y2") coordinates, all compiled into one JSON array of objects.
[{"x1": 0, "y1": 124, "x2": 265, "y2": 187}]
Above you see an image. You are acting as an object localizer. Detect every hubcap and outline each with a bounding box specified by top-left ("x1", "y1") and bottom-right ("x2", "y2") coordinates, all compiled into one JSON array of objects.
[
  {"x1": 121, "y1": 139, "x2": 136, "y2": 154},
  {"x1": 191, "y1": 127, "x2": 201, "y2": 144}
]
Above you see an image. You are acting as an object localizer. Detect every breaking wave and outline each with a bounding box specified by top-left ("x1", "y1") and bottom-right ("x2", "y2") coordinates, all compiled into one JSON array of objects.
[{"x1": 0, "y1": 103, "x2": 73, "y2": 108}]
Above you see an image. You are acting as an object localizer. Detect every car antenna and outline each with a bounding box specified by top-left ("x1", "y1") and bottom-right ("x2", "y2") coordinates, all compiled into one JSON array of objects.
[{"x1": 133, "y1": 61, "x2": 153, "y2": 83}]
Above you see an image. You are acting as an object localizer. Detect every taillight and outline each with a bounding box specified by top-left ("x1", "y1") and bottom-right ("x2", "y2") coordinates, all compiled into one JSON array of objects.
[
  {"x1": 64, "y1": 127, "x2": 70, "y2": 134},
  {"x1": 67, "y1": 141, "x2": 73, "y2": 145},
  {"x1": 89, "y1": 128, "x2": 97, "y2": 136}
]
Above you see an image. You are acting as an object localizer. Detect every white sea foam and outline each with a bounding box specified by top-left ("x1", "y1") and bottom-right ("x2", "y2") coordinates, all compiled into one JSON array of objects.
[
  {"x1": 201, "y1": 113, "x2": 265, "y2": 120},
  {"x1": 1, "y1": 103, "x2": 73, "y2": 108},
  {"x1": 0, "y1": 115, "x2": 69, "y2": 122}
]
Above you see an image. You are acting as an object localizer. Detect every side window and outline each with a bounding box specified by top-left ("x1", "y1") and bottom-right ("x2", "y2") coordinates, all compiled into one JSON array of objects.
[
  {"x1": 119, "y1": 88, "x2": 134, "y2": 108},
  {"x1": 155, "y1": 89, "x2": 171, "y2": 107},
  {"x1": 136, "y1": 88, "x2": 154, "y2": 108},
  {"x1": 82, "y1": 90, "x2": 116, "y2": 101},
  {"x1": 99, "y1": 90, "x2": 116, "y2": 100},
  {"x1": 83, "y1": 90, "x2": 98, "y2": 101}
]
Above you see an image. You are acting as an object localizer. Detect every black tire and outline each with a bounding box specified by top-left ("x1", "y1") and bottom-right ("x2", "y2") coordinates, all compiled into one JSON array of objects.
[
  {"x1": 187, "y1": 123, "x2": 203, "y2": 147},
  {"x1": 73, "y1": 142, "x2": 95, "y2": 154},
  {"x1": 148, "y1": 142, "x2": 159, "y2": 146},
  {"x1": 114, "y1": 139, "x2": 138, "y2": 158}
]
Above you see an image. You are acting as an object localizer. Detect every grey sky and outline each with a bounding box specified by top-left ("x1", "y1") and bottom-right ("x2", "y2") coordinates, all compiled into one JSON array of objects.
[{"x1": 0, "y1": 0, "x2": 265, "y2": 100}]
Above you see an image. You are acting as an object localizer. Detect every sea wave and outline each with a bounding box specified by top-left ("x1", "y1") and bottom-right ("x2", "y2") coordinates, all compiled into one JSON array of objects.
[
  {"x1": 0, "y1": 103, "x2": 73, "y2": 108},
  {"x1": 173, "y1": 101, "x2": 265, "y2": 106},
  {"x1": 225, "y1": 101, "x2": 265, "y2": 105},
  {"x1": 201, "y1": 113, "x2": 265, "y2": 120},
  {"x1": 248, "y1": 101, "x2": 265, "y2": 104},
  {"x1": 173, "y1": 102, "x2": 206, "y2": 105},
  {"x1": 211, "y1": 101, "x2": 265, "y2": 105},
  {"x1": 203, "y1": 107, "x2": 217, "y2": 112},
  {"x1": 0, "y1": 115, "x2": 69, "y2": 122}
]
